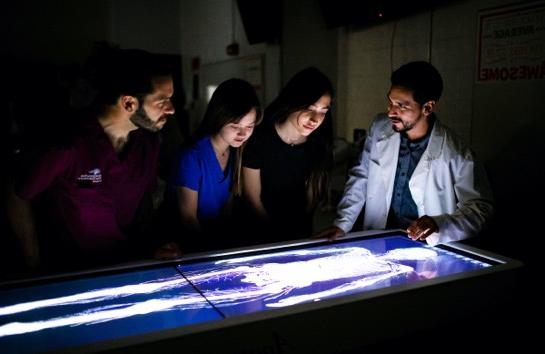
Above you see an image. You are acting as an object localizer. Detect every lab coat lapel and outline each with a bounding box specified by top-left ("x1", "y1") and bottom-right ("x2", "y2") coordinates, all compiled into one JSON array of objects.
[
  {"x1": 409, "y1": 121, "x2": 444, "y2": 212},
  {"x1": 376, "y1": 130, "x2": 399, "y2": 208}
]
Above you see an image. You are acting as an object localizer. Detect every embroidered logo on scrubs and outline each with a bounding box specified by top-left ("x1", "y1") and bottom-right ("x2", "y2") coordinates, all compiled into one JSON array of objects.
[{"x1": 77, "y1": 168, "x2": 102, "y2": 187}]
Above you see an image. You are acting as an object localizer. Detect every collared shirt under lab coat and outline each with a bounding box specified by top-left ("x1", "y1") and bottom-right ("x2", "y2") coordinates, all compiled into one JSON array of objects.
[{"x1": 334, "y1": 114, "x2": 494, "y2": 245}]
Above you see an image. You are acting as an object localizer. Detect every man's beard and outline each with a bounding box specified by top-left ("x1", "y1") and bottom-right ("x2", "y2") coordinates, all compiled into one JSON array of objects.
[
  {"x1": 130, "y1": 107, "x2": 163, "y2": 132},
  {"x1": 391, "y1": 117, "x2": 419, "y2": 133}
]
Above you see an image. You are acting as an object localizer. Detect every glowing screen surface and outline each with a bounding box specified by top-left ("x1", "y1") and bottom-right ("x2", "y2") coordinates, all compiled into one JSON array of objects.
[
  {"x1": 179, "y1": 236, "x2": 491, "y2": 315},
  {"x1": 0, "y1": 268, "x2": 221, "y2": 353},
  {"x1": 0, "y1": 234, "x2": 492, "y2": 353}
]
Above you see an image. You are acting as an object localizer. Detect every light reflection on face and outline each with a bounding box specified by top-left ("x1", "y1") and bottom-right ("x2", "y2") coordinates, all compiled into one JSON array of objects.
[
  {"x1": 129, "y1": 76, "x2": 175, "y2": 132},
  {"x1": 288, "y1": 94, "x2": 331, "y2": 137},
  {"x1": 386, "y1": 86, "x2": 426, "y2": 133},
  {"x1": 218, "y1": 108, "x2": 257, "y2": 148}
]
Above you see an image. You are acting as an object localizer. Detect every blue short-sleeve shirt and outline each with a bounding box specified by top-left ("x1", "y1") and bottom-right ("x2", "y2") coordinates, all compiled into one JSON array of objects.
[{"x1": 171, "y1": 136, "x2": 233, "y2": 221}]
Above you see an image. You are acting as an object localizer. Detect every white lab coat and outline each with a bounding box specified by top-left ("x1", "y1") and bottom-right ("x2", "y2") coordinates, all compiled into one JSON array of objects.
[{"x1": 334, "y1": 114, "x2": 493, "y2": 245}]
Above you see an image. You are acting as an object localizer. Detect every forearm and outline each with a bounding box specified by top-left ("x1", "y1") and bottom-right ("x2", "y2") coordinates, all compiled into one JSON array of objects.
[
  {"x1": 246, "y1": 194, "x2": 268, "y2": 220},
  {"x1": 7, "y1": 192, "x2": 40, "y2": 267},
  {"x1": 176, "y1": 186, "x2": 201, "y2": 234},
  {"x1": 242, "y1": 167, "x2": 269, "y2": 220},
  {"x1": 334, "y1": 194, "x2": 365, "y2": 233},
  {"x1": 427, "y1": 162, "x2": 494, "y2": 244},
  {"x1": 334, "y1": 150, "x2": 369, "y2": 232},
  {"x1": 429, "y1": 198, "x2": 494, "y2": 244},
  {"x1": 181, "y1": 214, "x2": 202, "y2": 234}
]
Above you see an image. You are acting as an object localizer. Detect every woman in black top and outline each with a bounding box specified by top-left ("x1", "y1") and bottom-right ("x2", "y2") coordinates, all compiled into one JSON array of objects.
[{"x1": 242, "y1": 67, "x2": 334, "y2": 243}]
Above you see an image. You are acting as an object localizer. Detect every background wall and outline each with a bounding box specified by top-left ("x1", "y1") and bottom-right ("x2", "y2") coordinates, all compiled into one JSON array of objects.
[
  {"x1": 110, "y1": 0, "x2": 182, "y2": 54},
  {"x1": 1, "y1": 0, "x2": 543, "y2": 271},
  {"x1": 3, "y1": 0, "x2": 110, "y2": 64},
  {"x1": 340, "y1": 0, "x2": 545, "y2": 154},
  {"x1": 281, "y1": 0, "x2": 338, "y2": 88},
  {"x1": 178, "y1": 0, "x2": 281, "y2": 132}
]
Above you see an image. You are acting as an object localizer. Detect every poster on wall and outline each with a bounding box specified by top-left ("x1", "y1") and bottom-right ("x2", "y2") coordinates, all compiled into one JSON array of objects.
[{"x1": 477, "y1": 1, "x2": 545, "y2": 82}]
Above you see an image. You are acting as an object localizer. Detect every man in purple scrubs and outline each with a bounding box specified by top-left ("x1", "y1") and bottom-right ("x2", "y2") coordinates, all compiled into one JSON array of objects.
[{"x1": 7, "y1": 45, "x2": 181, "y2": 272}]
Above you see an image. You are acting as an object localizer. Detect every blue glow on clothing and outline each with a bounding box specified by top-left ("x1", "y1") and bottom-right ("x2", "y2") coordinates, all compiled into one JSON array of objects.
[{"x1": 171, "y1": 136, "x2": 233, "y2": 221}]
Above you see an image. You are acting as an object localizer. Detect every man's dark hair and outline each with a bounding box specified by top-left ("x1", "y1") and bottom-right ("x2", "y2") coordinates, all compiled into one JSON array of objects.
[
  {"x1": 82, "y1": 42, "x2": 172, "y2": 111},
  {"x1": 390, "y1": 61, "x2": 443, "y2": 105}
]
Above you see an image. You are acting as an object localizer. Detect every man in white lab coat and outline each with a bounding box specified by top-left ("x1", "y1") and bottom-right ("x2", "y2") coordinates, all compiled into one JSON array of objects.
[{"x1": 315, "y1": 61, "x2": 493, "y2": 245}]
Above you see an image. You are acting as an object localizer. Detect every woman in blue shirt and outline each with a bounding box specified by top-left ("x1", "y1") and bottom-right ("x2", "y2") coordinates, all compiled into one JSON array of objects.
[{"x1": 169, "y1": 79, "x2": 261, "y2": 250}]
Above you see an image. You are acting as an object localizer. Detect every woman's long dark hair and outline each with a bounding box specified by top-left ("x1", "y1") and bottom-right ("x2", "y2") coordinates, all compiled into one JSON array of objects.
[
  {"x1": 192, "y1": 78, "x2": 262, "y2": 196},
  {"x1": 265, "y1": 67, "x2": 334, "y2": 208}
]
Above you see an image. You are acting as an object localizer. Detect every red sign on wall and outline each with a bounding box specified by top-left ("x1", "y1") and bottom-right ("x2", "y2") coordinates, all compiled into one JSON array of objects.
[{"x1": 477, "y1": 1, "x2": 545, "y2": 82}]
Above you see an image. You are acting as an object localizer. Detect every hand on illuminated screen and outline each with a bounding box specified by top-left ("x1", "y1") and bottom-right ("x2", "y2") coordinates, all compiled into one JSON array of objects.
[{"x1": 406, "y1": 215, "x2": 438, "y2": 241}]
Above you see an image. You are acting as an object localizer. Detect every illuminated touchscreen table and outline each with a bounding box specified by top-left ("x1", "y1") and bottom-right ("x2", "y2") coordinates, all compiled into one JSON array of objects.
[{"x1": 0, "y1": 230, "x2": 522, "y2": 354}]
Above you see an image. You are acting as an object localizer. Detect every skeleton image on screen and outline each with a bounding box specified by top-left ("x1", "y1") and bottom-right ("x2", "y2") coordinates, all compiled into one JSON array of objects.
[{"x1": 182, "y1": 246, "x2": 439, "y2": 308}]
